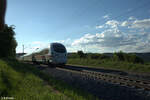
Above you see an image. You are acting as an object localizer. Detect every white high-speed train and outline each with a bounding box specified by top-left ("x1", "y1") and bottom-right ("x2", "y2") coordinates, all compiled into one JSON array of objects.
[{"x1": 32, "y1": 43, "x2": 67, "y2": 65}]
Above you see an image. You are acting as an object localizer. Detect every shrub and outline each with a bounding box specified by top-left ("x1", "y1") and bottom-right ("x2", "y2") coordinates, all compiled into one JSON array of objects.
[
  {"x1": 77, "y1": 51, "x2": 87, "y2": 58},
  {"x1": 100, "y1": 54, "x2": 111, "y2": 59},
  {"x1": 90, "y1": 54, "x2": 100, "y2": 59},
  {"x1": 0, "y1": 25, "x2": 17, "y2": 58},
  {"x1": 113, "y1": 51, "x2": 125, "y2": 61},
  {"x1": 113, "y1": 51, "x2": 144, "y2": 64},
  {"x1": 128, "y1": 54, "x2": 144, "y2": 64},
  {"x1": 67, "y1": 53, "x2": 79, "y2": 59}
]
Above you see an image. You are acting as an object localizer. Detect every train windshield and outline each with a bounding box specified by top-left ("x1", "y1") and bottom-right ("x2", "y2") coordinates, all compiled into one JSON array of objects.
[{"x1": 53, "y1": 44, "x2": 66, "y2": 53}]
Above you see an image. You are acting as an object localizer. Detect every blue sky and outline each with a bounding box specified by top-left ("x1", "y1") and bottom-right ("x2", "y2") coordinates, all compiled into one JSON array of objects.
[{"x1": 6, "y1": 0, "x2": 150, "y2": 53}]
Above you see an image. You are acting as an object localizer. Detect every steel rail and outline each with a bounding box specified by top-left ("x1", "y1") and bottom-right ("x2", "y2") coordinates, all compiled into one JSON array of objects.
[
  {"x1": 57, "y1": 65, "x2": 150, "y2": 91},
  {"x1": 24, "y1": 61, "x2": 150, "y2": 91}
]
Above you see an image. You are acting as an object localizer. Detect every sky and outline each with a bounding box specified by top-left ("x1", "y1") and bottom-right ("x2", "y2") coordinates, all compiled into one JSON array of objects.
[{"x1": 6, "y1": 0, "x2": 150, "y2": 54}]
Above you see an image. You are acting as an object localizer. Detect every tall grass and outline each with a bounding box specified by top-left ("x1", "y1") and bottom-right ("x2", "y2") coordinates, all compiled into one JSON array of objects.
[
  {"x1": 0, "y1": 59, "x2": 98, "y2": 100},
  {"x1": 67, "y1": 58, "x2": 150, "y2": 73},
  {"x1": 67, "y1": 51, "x2": 150, "y2": 73}
]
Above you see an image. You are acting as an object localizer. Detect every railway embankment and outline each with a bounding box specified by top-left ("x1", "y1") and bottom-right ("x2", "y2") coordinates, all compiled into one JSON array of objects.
[
  {"x1": 42, "y1": 65, "x2": 150, "y2": 100},
  {"x1": 0, "y1": 59, "x2": 98, "y2": 100}
]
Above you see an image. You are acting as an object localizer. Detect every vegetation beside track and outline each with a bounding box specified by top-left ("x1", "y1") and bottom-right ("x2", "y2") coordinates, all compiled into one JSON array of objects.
[
  {"x1": 67, "y1": 51, "x2": 150, "y2": 73},
  {"x1": 0, "y1": 25, "x2": 17, "y2": 58},
  {"x1": 27, "y1": 49, "x2": 150, "y2": 73},
  {"x1": 0, "y1": 59, "x2": 98, "y2": 100}
]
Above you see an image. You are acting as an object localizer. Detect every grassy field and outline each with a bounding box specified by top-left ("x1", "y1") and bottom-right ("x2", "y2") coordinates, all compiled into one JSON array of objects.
[
  {"x1": 67, "y1": 58, "x2": 150, "y2": 73},
  {"x1": 0, "y1": 59, "x2": 98, "y2": 100}
]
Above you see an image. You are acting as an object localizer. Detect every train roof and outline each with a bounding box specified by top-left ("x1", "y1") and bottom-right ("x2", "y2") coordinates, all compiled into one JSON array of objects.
[{"x1": 50, "y1": 42, "x2": 65, "y2": 46}]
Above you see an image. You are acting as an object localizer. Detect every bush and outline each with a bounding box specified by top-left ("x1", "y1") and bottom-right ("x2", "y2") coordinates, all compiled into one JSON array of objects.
[
  {"x1": 0, "y1": 25, "x2": 17, "y2": 58},
  {"x1": 77, "y1": 51, "x2": 87, "y2": 58},
  {"x1": 100, "y1": 54, "x2": 111, "y2": 59},
  {"x1": 128, "y1": 54, "x2": 144, "y2": 64},
  {"x1": 67, "y1": 53, "x2": 79, "y2": 59},
  {"x1": 113, "y1": 51, "x2": 125, "y2": 61},
  {"x1": 90, "y1": 54, "x2": 100, "y2": 59},
  {"x1": 113, "y1": 51, "x2": 144, "y2": 64},
  {"x1": 89, "y1": 54, "x2": 110, "y2": 60}
]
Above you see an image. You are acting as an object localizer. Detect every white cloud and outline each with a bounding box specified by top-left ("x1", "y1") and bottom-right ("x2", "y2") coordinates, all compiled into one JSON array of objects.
[
  {"x1": 105, "y1": 20, "x2": 120, "y2": 28},
  {"x1": 70, "y1": 17, "x2": 150, "y2": 53},
  {"x1": 32, "y1": 41, "x2": 43, "y2": 45},
  {"x1": 121, "y1": 21, "x2": 129, "y2": 27},
  {"x1": 54, "y1": 38, "x2": 71, "y2": 44},
  {"x1": 128, "y1": 16, "x2": 136, "y2": 20},
  {"x1": 104, "y1": 17, "x2": 150, "y2": 30},
  {"x1": 17, "y1": 17, "x2": 150, "y2": 53},
  {"x1": 72, "y1": 28, "x2": 124, "y2": 51},
  {"x1": 103, "y1": 15, "x2": 110, "y2": 19},
  {"x1": 96, "y1": 25, "x2": 104, "y2": 29},
  {"x1": 71, "y1": 29, "x2": 150, "y2": 53},
  {"x1": 130, "y1": 19, "x2": 150, "y2": 29}
]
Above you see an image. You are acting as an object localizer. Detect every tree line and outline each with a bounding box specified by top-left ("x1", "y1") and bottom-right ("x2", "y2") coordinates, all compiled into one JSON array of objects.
[{"x1": 68, "y1": 50, "x2": 144, "y2": 64}]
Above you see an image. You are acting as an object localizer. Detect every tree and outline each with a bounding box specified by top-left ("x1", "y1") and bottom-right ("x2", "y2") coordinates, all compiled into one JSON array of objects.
[
  {"x1": 113, "y1": 51, "x2": 125, "y2": 61},
  {"x1": 0, "y1": 0, "x2": 7, "y2": 31},
  {"x1": 77, "y1": 50, "x2": 86, "y2": 58},
  {"x1": 0, "y1": 0, "x2": 17, "y2": 59},
  {"x1": 0, "y1": 25, "x2": 17, "y2": 58}
]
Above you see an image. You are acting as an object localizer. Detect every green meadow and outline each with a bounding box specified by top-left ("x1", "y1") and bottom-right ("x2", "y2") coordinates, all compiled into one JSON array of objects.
[{"x1": 67, "y1": 51, "x2": 150, "y2": 73}]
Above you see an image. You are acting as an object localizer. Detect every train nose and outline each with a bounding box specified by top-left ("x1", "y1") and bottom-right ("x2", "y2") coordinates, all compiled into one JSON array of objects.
[{"x1": 55, "y1": 55, "x2": 67, "y2": 64}]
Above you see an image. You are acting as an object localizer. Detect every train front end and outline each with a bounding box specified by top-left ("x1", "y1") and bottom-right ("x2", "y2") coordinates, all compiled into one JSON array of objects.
[{"x1": 49, "y1": 43, "x2": 67, "y2": 65}]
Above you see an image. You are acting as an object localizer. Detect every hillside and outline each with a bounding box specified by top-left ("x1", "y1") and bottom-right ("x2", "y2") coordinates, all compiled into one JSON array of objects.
[{"x1": 103, "y1": 53, "x2": 150, "y2": 62}]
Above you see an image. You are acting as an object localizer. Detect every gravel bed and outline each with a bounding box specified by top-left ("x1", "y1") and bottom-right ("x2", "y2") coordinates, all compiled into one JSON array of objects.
[
  {"x1": 66, "y1": 65, "x2": 150, "y2": 81},
  {"x1": 42, "y1": 67, "x2": 150, "y2": 100}
]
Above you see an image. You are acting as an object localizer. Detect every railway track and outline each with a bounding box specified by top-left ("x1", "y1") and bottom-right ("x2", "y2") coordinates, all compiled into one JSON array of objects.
[
  {"x1": 24, "y1": 61, "x2": 150, "y2": 92},
  {"x1": 57, "y1": 65, "x2": 150, "y2": 91}
]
